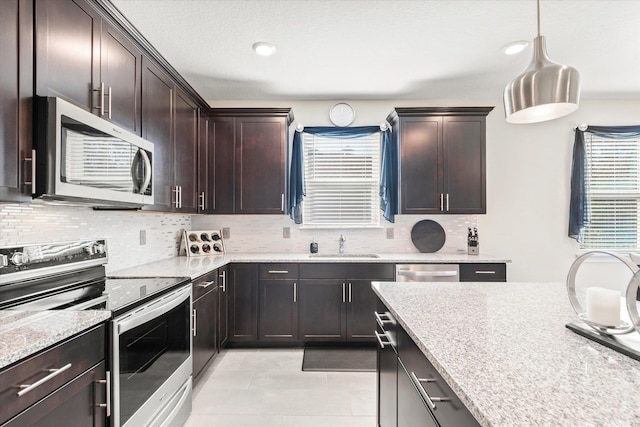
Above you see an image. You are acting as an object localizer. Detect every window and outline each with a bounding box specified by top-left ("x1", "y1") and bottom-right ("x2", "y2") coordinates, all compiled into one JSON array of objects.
[
  {"x1": 302, "y1": 132, "x2": 381, "y2": 228},
  {"x1": 581, "y1": 133, "x2": 640, "y2": 249}
]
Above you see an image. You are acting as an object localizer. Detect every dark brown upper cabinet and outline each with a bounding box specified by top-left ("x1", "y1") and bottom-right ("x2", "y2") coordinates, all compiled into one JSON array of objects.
[
  {"x1": 388, "y1": 107, "x2": 494, "y2": 215},
  {"x1": 198, "y1": 114, "x2": 210, "y2": 213},
  {"x1": 0, "y1": 0, "x2": 33, "y2": 202},
  {"x1": 35, "y1": 0, "x2": 142, "y2": 135},
  {"x1": 173, "y1": 88, "x2": 199, "y2": 213},
  {"x1": 210, "y1": 109, "x2": 294, "y2": 214}
]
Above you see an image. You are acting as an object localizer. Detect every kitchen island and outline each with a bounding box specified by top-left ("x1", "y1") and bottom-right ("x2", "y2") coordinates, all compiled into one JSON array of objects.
[{"x1": 372, "y1": 281, "x2": 640, "y2": 426}]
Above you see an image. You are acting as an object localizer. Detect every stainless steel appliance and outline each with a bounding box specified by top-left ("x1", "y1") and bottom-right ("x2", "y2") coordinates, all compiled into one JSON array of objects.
[
  {"x1": 0, "y1": 240, "x2": 192, "y2": 427},
  {"x1": 33, "y1": 97, "x2": 154, "y2": 207},
  {"x1": 395, "y1": 264, "x2": 460, "y2": 282}
]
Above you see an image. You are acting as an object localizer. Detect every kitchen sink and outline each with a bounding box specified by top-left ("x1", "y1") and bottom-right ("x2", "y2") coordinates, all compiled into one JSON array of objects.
[{"x1": 309, "y1": 253, "x2": 380, "y2": 258}]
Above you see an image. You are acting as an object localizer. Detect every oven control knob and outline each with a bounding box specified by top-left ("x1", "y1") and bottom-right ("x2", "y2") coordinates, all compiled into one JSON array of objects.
[
  {"x1": 96, "y1": 243, "x2": 106, "y2": 254},
  {"x1": 84, "y1": 246, "x2": 95, "y2": 255},
  {"x1": 10, "y1": 252, "x2": 28, "y2": 266}
]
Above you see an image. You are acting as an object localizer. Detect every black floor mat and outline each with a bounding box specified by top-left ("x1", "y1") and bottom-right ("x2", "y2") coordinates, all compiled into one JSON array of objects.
[{"x1": 302, "y1": 347, "x2": 376, "y2": 372}]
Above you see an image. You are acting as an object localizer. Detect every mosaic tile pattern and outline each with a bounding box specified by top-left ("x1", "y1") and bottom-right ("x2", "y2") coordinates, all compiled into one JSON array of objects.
[
  {"x1": 192, "y1": 214, "x2": 477, "y2": 254},
  {"x1": 0, "y1": 202, "x2": 191, "y2": 273}
]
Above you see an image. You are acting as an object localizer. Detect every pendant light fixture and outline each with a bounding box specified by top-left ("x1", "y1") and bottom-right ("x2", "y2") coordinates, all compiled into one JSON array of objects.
[{"x1": 503, "y1": 0, "x2": 581, "y2": 124}]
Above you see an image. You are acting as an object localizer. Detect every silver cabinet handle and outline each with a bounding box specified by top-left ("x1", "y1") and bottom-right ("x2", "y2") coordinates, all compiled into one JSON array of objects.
[
  {"x1": 97, "y1": 371, "x2": 111, "y2": 417},
  {"x1": 218, "y1": 271, "x2": 226, "y2": 292},
  {"x1": 199, "y1": 192, "x2": 206, "y2": 210},
  {"x1": 17, "y1": 363, "x2": 72, "y2": 397},
  {"x1": 293, "y1": 282, "x2": 297, "y2": 303},
  {"x1": 192, "y1": 308, "x2": 197, "y2": 336},
  {"x1": 446, "y1": 193, "x2": 449, "y2": 211},
  {"x1": 348, "y1": 283, "x2": 352, "y2": 303},
  {"x1": 179, "y1": 186, "x2": 183, "y2": 208},
  {"x1": 198, "y1": 281, "x2": 215, "y2": 289},
  {"x1": 173, "y1": 186, "x2": 180, "y2": 208},
  {"x1": 93, "y1": 82, "x2": 105, "y2": 115},
  {"x1": 440, "y1": 193, "x2": 444, "y2": 211},
  {"x1": 374, "y1": 331, "x2": 391, "y2": 349},
  {"x1": 24, "y1": 149, "x2": 36, "y2": 194},
  {"x1": 375, "y1": 311, "x2": 393, "y2": 327},
  {"x1": 107, "y1": 86, "x2": 112, "y2": 119},
  {"x1": 281, "y1": 194, "x2": 284, "y2": 212},
  {"x1": 475, "y1": 270, "x2": 496, "y2": 274},
  {"x1": 409, "y1": 371, "x2": 449, "y2": 410},
  {"x1": 342, "y1": 283, "x2": 346, "y2": 303},
  {"x1": 267, "y1": 270, "x2": 289, "y2": 274}
]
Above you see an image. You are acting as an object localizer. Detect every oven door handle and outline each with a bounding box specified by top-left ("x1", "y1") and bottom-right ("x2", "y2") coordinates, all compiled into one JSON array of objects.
[{"x1": 117, "y1": 285, "x2": 191, "y2": 334}]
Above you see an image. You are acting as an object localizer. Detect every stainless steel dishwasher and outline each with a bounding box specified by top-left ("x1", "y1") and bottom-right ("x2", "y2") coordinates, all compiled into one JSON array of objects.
[{"x1": 395, "y1": 264, "x2": 459, "y2": 282}]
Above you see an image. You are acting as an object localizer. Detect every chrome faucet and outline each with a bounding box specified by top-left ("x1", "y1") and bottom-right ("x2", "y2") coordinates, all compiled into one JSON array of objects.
[{"x1": 339, "y1": 234, "x2": 346, "y2": 254}]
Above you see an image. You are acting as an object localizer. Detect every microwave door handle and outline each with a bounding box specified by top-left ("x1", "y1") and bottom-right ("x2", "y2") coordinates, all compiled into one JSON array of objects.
[
  {"x1": 130, "y1": 149, "x2": 142, "y2": 193},
  {"x1": 139, "y1": 149, "x2": 152, "y2": 194}
]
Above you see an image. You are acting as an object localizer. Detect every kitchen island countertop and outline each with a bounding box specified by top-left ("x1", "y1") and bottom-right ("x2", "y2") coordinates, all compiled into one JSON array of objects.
[
  {"x1": 372, "y1": 281, "x2": 640, "y2": 426},
  {"x1": 0, "y1": 310, "x2": 112, "y2": 370},
  {"x1": 109, "y1": 252, "x2": 510, "y2": 280}
]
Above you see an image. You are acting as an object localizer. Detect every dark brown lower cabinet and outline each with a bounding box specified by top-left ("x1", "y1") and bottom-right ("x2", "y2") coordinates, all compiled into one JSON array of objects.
[
  {"x1": 229, "y1": 264, "x2": 259, "y2": 342},
  {"x1": 218, "y1": 265, "x2": 229, "y2": 348},
  {"x1": 259, "y1": 280, "x2": 298, "y2": 342},
  {"x1": 299, "y1": 280, "x2": 346, "y2": 342},
  {"x1": 193, "y1": 286, "x2": 218, "y2": 382},
  {"x1": 377, "y1": 303, "x2": 397, "y2": 427},
  {"x1": 347, "y1": 280, "x2": 378, "y2": 341},
  {"x1": 397, "y1": 359, "x2": 439, "y2": 427}
]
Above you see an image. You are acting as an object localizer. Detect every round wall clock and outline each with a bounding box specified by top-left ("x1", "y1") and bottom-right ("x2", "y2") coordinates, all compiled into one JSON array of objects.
[{"x1": 329, "y1": 103, "x2": 355, "y2": 127}]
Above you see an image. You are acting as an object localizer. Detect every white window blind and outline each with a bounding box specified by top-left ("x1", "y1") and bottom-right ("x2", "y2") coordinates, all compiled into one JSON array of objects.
[
  {"x1": 581, "y1": 134, "x2": 640, "y2": 249},
  {"x1": 302, "y1": 132, "x2": 381, "y2": 228}
]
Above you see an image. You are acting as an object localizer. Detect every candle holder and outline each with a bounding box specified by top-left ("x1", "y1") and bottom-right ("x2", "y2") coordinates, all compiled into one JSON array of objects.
[{"x1": 566, "y1": 251, "x2": 636, "y2": 335}]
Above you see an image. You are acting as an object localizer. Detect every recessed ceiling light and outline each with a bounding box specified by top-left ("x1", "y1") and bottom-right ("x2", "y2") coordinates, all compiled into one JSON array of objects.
[
  {"x1": 501, "y1": 40, "x2": 529, "y2": 55},
  {"x1": 252, "y1": 42, "x2": 276, "y2": 56}
]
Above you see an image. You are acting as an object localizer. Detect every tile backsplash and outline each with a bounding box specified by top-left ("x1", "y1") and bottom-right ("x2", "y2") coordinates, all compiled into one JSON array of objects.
[
  {"x1": 0, "y1": 202, "x2": 191, "y2": 274},
  {"x1": 192, "y1": 214, "x2": 477, "y2": 254}
]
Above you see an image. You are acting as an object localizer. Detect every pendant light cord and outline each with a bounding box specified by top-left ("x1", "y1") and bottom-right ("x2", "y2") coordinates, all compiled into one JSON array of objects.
[{"x1": 537, "y1": 0, "x2": 541, "y2": 37}]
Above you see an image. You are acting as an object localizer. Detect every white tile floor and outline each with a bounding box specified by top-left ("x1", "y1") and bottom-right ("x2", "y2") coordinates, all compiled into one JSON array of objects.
[{"x1": 185, "y1": 348, "x2": 377, "y2": 427}]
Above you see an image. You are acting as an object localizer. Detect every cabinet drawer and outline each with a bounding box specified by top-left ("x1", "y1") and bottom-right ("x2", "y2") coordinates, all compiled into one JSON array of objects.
[
  {"x1": 0, "y1": 324, "x2": 105, "y2": 425},
  {"x1": 300, "y1": 263, "x2": 395, "y2": 280},
  {"x1": 193, "y1": 269, "x2": 218, "y2": 300},
  {"x1": 259, "y1": 264, "x2": 298, "y2": 280},
  {"x1": 398, "y1": 327, "x2": 479, "y2": 426},
  {"x1": 459, "y1": 263, "x2": 506, "y2": 282}
]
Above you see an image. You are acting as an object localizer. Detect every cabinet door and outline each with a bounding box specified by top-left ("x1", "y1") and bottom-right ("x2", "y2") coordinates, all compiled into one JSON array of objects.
[
  {"x1": 229, "y1": 264, "x2": 259, "y2": 342},
  {"x1": 397, "y1": 360, "x2": 439, "y2": 427},
  {"x1": 211, "y1": 116, "x2": 235, "y2": 213},
  {"x1": 101, "y1": 21, "x2": 142, "y2": 134},
  {"x1": 218, "y1": 266, "x2": 230, "y2": 348},
  {"x1": 174, "y1": 88, "x2": 199, "y2": 213},
  {"x1": 400, "y1": 117, "x2": 443, "y2": 214},
  {"x1": 377, "y1": 329, "x2": 397, "y2": 427},
  {"x1": 259, "y1": 280, "x2": 298, "y2": 342},
  {"x1": 35, "y1": 0, "x2": 100, "y2": 111},
  {"x1": 443, "y1": 116, "x2": 485, "y2": 213},
  {"x1": 235, "y1": 117, "x2": 286, "y2": 214},
  {"x1": 299, "y1": 280, "x2": 346, "y2": 342},
  {"x1": 0, "y1": 0, "x2": 32, "y2": 202},
  {"x1": 141, "y1": 56, "x2": 173, "y2": 211},
  {"x1": 3, "y1": 361, "x2": 107, "y2": 427},
  {"x1": 198, "y1": 115, "x2": 209, "y2": 213},
  {"x1": 346, "y1": 280, "x2": 377, "y2": 342},
  {"x1": 193, "y1": 289, "x2": 218, "y2": 381}
]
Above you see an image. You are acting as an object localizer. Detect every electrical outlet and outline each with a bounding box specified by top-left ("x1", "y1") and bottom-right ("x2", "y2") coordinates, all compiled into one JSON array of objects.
[
  {"x1": 386, "y1": 228, "x2": 394, "y2": 239},
  {"x1": 139, "y1": 229, "x2": 147, "y2": 245},
  {"x1": 283, "y1": 227, "x2": 291, "y2": 238},
  {"x1": 222, "y1": 227, "x2": 230, "y2": 239}
]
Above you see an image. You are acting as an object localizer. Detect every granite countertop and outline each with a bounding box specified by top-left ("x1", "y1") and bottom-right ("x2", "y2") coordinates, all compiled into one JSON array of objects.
[
  {"x1": 372, "y1": 281, "x2": 640, "y2": 427},
  {"x1": 0, "y1": 310, "x2": 112, "y2": 370},
  {"x1": 110, "y1": 252, "x2": 510, "y2": 280}
]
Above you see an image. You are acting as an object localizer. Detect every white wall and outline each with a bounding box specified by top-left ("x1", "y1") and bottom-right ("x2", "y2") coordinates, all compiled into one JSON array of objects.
[{"x1": 211, "y1": 97, "x2": 640, "y2": 284}]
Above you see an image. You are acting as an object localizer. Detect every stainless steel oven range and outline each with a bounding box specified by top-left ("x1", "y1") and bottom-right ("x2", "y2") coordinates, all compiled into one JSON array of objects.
[{"x1": 0, "y1": 240, "x2": 193, "y2": 427}]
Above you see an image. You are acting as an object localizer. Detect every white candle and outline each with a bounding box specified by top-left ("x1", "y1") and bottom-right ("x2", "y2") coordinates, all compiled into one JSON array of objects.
[{"x1": 586, "y1": 287, "x2": 621, "y2": 327}]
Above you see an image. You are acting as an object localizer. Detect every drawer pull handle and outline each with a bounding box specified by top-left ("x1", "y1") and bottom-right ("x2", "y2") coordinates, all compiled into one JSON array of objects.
[
  {"x1": 374, "y1": 331, "x2": 392, "y2": 349},
  {"x1": 17, "y1": 363, "x2": 72, "y2": 397},
  {"x1": 475, "y1": 270, "x2": 496, "y2": 274},
  {"x1": 198, "y1": 281, "x2": 215, "y2": 289},
  {"x1": 409, "y1": 371, "x2": 450, "y2": 410},
  {"x1": 267, "y1": 270, "x2": 289, "y2": 274},
  {"x1": 97, "y1": 371, "x2": 111, "y2": 417},
  {"x1": 375, "y1": 311, "x2": 393, "y2": 327}
]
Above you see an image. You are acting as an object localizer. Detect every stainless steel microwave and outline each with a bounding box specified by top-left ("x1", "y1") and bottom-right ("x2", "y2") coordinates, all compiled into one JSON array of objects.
[{"x1": 34, "y1": 97, "x2": 154, "y2": 207}]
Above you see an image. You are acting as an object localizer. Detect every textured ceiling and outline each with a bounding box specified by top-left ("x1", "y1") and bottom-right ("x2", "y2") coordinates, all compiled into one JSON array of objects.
[{"x1": 111, "y1": 0, "x2": 640, "y2": 103}]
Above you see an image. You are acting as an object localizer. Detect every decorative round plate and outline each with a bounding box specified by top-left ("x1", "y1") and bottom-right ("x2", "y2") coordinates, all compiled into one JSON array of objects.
[{"x1": 411, "y1": 220, "x2": 446, "y2": 253}]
